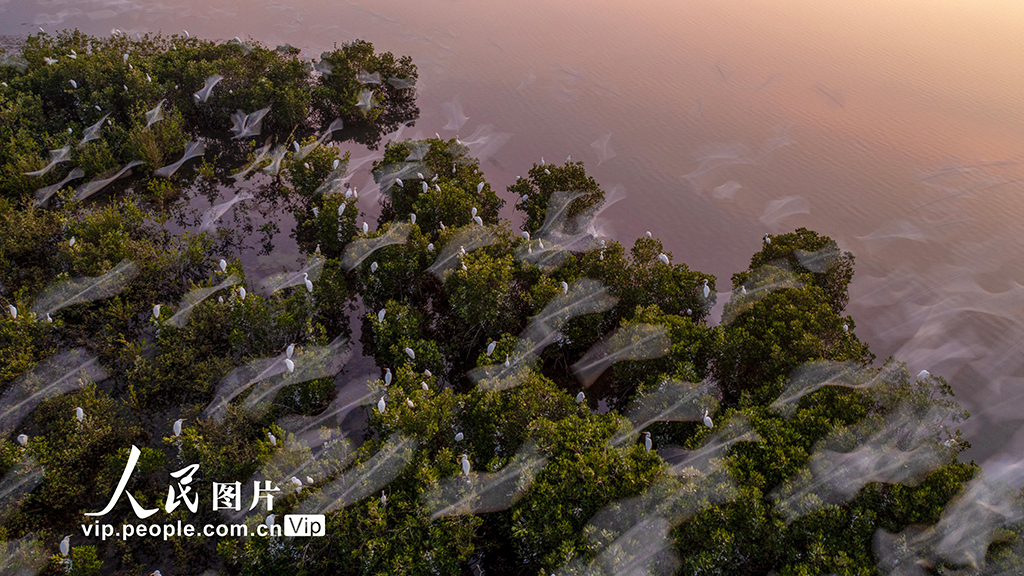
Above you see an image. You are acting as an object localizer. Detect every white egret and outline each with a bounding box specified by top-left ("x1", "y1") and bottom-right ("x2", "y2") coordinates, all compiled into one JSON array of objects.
[
  {"x1": 173, "y1": 418, "x2": 184, "y2": 436},
  {"x1": 575, "y1": 391, "x2": 585, "y2": 404},
  {"x1": 702, "y1": 279, "x2": 710, "y2": 299},
  {"x1": 46, "y1": 313, "x2": 53, "y2": 323},
  {"x1": 377, "y1": 396, "x2": 386, "y2": 414},
  {"x1": 504, "y1": 355, "x2": 510, "y2": 367},
  {"x1": 285, "y1": 359, "x2": 295, "y2": 373},
  {"x1": 703, "y1": 409, "x2": 713, "y2": 428},
  {"x1": 686, "y1": 309, "x2": 692, "y2": 315},
  {"x1": 377, "y1": 309, "x2": 386, "y2": 322},
  {"x1": 293, "y1": 142, "x2": 300, "y2": 152},
  {"x1": 404, "y1": 347, "x2": 416, "y2": 360},
  {"x1": 60, "y1": 535, "x2": 70, "y2": 556},
  {"x1": 75, "y1": 406, "x2": 84, "y2": 422},
  {"x1": 560, "y1": 281, "x2": 569, "y2": 294},
  {"x1": 417, "y1": 172, "x2": 424, "y2": 179},
  {"x1": 332, "y1": 158, "x2": 340, "y2": 170},
  {"x1": 306, "y1": 476, "x2": 315, "y2": 485},
  {"x1": 424, "y1": 369, "x2": 433, "y2": 378},
  {"x1": 658, "y1": 253, "x2": 670, "y2": 265},
  {"x1": 396, "y1": 178, "x2": 403, "y2": 187},
  {"x1": 339, "y1": 204, "x2": 346, "y2": 216},
  {"x1": 146, "y1": 74, "x2": 151, "y2": 83},
  {"x1": 421, "y1": 381, "x2": 429, "y2": 391},
  {"x1": 69, "y1": 79, "x2": 77, "y2": 88},
  {"x1": 219, "y1": 259, "x2": 227, "y2": 272},
  {"x1": 843, "y1": 323, "x2": 849, "y2": 333},
  {"x1": 384, "y1": 368, "x2": 392, "y2": 385},
  {"x1": 421, "y1": 182, "x2": 428, "y2": 193},
  {"x1": 17, "y1": 434, "x2": 28, "y2": 446},
  {"x1": 313, "y1": 207, "x2": 319, "y2": 217},
  {"x1": 69, "y1": 236, "x2": 76, "y2": 247},
  {"x1": 427, "y1": 243, "x2": 435, "y2": 252},
  {"x1": 544, "y1": 169, "x2": 551, "y2": 175},
  {"x1": 410, "y1": 213, "x2": 417, "y2": 224},
  {"x1": 370, "y1": 261, "x2": 378, "y2": 273},
  {"x1": 522, "y1": 231, "x2": 530, "y2": 241},
  {"x1": 286, "y1": 343, "x2": 295, "y2": 359},
  {"x1": 303, "y1": 273, "x2": 313, "y2": 293},
  {"x1": 183, "y1": 30, "x2": 190, "y2": 38},
  {"x1": 362, "y1": 222, "x2": 369, "y2": 234},
  {"x1": 268, "y1": 432, "x2": 277, "y2": 446},
  {"x1": 153, "y1": 304, "x2": 161, "y2": 318},
  {"x1": 406, "y1": 399, "x2": 415, "y2": 408},
  {"x1": 455, "y1": 432, "x2": 464, "y2": 441},
  {"x1": 764, "y1": 234, "x2": 771, "y2": 245},
  {"x1": 917, "y1": 370, "x2": 930, "y2": 380},
  {"x1": 477, "y1": 182, "x2": 484, "y2": 193},
  {"x1": 471, "y1": 207, "x2": 478, "y2": 217},
  {"x1": 473, "y1": 216, "x2": 484, "y2": 226},
  {"x1": 486, "y1": 341, "x2": 497, "y2": 356},
  {"x1": 645, "y1": 231, "x2": 652, "y2": 238},
  {"x1": 381, "y1": 491, "x2": 387, "y2": 506},
  {"x1": 7, "y1": 304, "x2": 16, "y2": 318},
  {"x1": 239, "y1": 287, "x2": 247, "y2": 300},
  {"x1": 644, "y1": 431, "x2": 652, "y2": 452},
  {"x1": 460, "y1": 454, "x2": 471, "y2": 477},
  {"x1": 266, "y1": 514, "x2": 275, "y2": 528},
  {"x1": 290, "y1": 476, "x2": 302, "y2": 490},
  {"x1": 432, "y1": 174, "x2": 438, "y2": 182}
]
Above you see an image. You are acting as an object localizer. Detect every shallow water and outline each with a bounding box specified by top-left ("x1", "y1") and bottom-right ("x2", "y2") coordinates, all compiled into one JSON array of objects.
[{"x1": 4, "y1": 0, "x2": 1024, "y2": 474}]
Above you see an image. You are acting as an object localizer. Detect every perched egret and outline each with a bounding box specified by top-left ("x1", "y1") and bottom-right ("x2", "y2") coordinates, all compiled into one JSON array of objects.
[
  {"x1": 703, "y1": 409, "x2": 714, "y2": 429},
  {"x1": 455, "y1": 432, "x2": 464, "y2": 441},
  {"x1": 306, "y1": 476, "x2": 315, "y2": 485},
  {"x1": 410, "y1": 213, "x2": 417, "y2": 224},
  {"x1": 504, "y1": 355, "x2": 510, "y2": 367},
  {"x1": 377, "y1": 308, "x2": 386, "y2": 322},
  {"x1": 312, "y1": 207, "x2": 319, "y2": 217},
  {"x1": 69, "y1": 236, "x2": 76, "y2": 247},
  {"x1": 576, "y1": 391, "x2": 585, "y2": 404},
  {"x1": 153, "y1": 304, "x2": 161, "y2": 318},
  {"x1": 646, "y1": 231, "x2": 652, "y2": 238},
  {"x1": 404, "y1": 347, "x2": 416, "y2": 360},
  {"x1": 286, "y1": 343, "x2": 295, "y2": 359},
  {"x1": 384, "y1": 368, "x2": 392, "y2": 385},
  {"x1": 422, "y1": 181, "x2": 428, "y2": 193},
  {"x1": 362, "y1": 222, "x2": 369, "y2": 234},
  {"x1": 486, "y1": 341, "x2": 497, "y2": 356},
  {"x1": 702, "y1": 279, "x2": 710, "y2": 299},
  {"x1": 843, "y1": 323, "x2": 849, "y2": 333},
  {"x1": 473, "y1": 216, "x2": 484, "y2": 226},
  {"x1": 424, "y1": 369, "x2": 433, "y2": 378},
  {"x1": 239, "y1": 287, "x2": 247, "y2": 300},
  {"x1": 544, "y1": 169, "x2": 551, "y2": 175},
  {"x1": 381, "y1": 491, "x2": 387, "y2": 506},
  {"x1": 339, "y1": 204, "x2": 346, "y2": 216},
  {"x1": 285, "y1": 359, "x2": 295, "y2": 373},
  {"x1": 427, "y1": 243, "x2": 435, "y2": 252},
  {"x1": 471, "y1": 207, "x2": 478, "y2": 218},
  {"x1": 219, "y1": 258, "x2": 227, "y2": 272},
  {"x1": 46, "y1": 313, "x2": 53, "y2": 323},
  {"x1": 917, "y1": 370, "x2": 930, "y2": 380},
  {"x1": 75, "y1": 407, "x2": 84, "y2": 422},
  {"x1": 290, "y1": 476, "x2": 302, "y2": 489},
  {"x1": 460, "y1": 454, "x2": 471, "y2": 477},
  {"x1": 377, "y1": 396, "x2": 386, "y2": 414},
  {"x1": 406, "y1": 399, "x2": 415, "y2": 408},
  {"x1": 560, "y1": 281, "x2": 569, "y2": 294},
  {"x1": 740, "y1": 286, "x2": 747, "y2": 295},
  {"x1": 658, "y1": 253, "x2": 670, "y2": 265},
  {"x1": 268, "y1": 432, "x2": 277, "y2": 446},
  {"x1": 332, "y1": 158, "x2": 340, "y2": 170},
  {"x1": 69, "y1": 79, "x2": 77, "y2": 88},
  {"x1": 183, "y1": 29, "x2": 190, "y2": 38},
  {"x1": 266, "y1": 514, "x2": 275, "y2": 528},
  {"x1": 173, "y1": 418, "x2": 184, "y2": 437},
  {"x1": 7, "y1": 304, "x2": 16, "y2": 319},
  {"x1": 370, "y1": 261, "x2": 378, "y2": 273},
  {"x1": 477, "y1": 182, "x2": 484, "y2": 193},
  {"x1": 522, "y1": 231, "x2": 531, "y2": 241},
  {"x1": 764, "y1": 234, "x2": 771, "y2": 245},
  {"x1": 396, "y1": 178, "x2": 403, "y2": 187},
  {"x1": 644, "y1": 431, "x2": 652, "y2": 452},
  {"x1": 17, "y1": 434, "x2": 28, "y2": 446},
  {"x1": 303, "y1": 272, "x2": 313, "y2": 293},
  {"x1": 60, "y1": 535, "x2": 70, "y2": 556},
  {"x1": 421, "y1": 381, "x2": 429, "y2": 391}
]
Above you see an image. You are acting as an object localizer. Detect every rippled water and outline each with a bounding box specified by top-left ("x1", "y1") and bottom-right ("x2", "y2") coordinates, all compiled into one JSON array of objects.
[{"x1": 4, "y1": 0, "x2": 1024, "y2": 474}]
